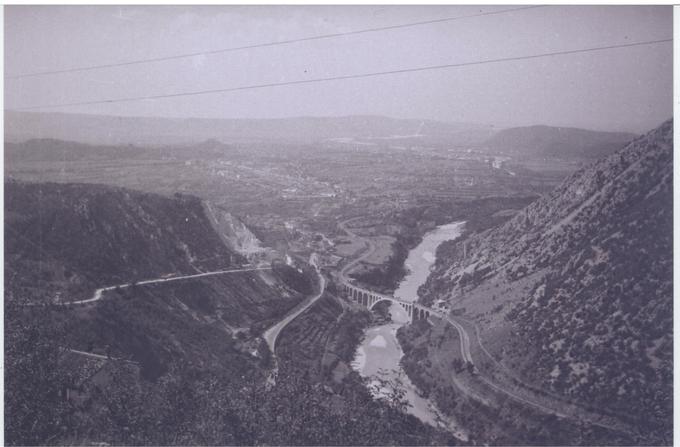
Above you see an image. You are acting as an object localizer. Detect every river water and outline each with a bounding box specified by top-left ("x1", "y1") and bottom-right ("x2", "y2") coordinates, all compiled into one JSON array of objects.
[{"x1": 351, "y1": 221, "x2": 467, "y2": 439}]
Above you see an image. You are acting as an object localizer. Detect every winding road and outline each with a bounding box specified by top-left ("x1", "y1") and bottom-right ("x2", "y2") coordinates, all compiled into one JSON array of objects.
[
  {"x1": 443, "y1": 315, "x2": 473, "y2": 364},
  {"x1": 263, "y1": 254, "x2": 325, "y2": 355},
  {"x1": 339, "y1": 217, "x2": 376, "y2": 281}
]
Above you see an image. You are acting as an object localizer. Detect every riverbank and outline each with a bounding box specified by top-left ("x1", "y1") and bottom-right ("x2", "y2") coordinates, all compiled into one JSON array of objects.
[
  {"x1": 348, "y1": 196, "x2": 537, "y2": 294},
  {"x1": 351, "y1": 221, "x2": 468, "y2": 440},
  {"x1": 274, "y1": 289, "x2": 458, "y2": 445}
]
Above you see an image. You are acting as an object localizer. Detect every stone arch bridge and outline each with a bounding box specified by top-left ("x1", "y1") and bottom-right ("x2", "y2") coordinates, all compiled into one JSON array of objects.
[{"x1": 340, "y1": 282, "x2": 436, "y2": 322}]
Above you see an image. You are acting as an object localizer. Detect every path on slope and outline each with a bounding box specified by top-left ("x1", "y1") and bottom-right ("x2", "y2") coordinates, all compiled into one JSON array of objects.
[
  {"x1": 443, "y1": 316, "x2": 473, "y2": 364},
  {"x1": 64, "y1": 348, "x2": 139, "y2": 364},
  {"x1": 66, "y1": 266, "x2": 272, "y2": 305}
]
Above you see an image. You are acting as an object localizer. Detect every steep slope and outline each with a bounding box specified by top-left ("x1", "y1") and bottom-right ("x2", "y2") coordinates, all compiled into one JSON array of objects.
[
  {"x1": 5, "y1": 181, "x2": 311, "y2": 369},
  {"x1": 5, "y1": 181, "x2": 318, "y2": 444},
  {"x1": 485, "y1": 124, "x2": 637, "y2": 159},
  {"x1": 419, "y1": 119, "x2": 672, "y2": 441},
  {"x1": 6, "y1": 181, "x2": 246, "y2": 303}
]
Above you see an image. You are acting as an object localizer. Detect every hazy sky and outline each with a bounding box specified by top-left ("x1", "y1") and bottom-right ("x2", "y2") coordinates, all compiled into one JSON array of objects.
[{"x1": 4, "y1": 5, "x2": 673, "y2": 133}]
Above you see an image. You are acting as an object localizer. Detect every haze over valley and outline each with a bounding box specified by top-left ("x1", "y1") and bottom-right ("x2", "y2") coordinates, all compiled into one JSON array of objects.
[{"x1": 4, "y1": 5, "x2": 673, "y2": 446}]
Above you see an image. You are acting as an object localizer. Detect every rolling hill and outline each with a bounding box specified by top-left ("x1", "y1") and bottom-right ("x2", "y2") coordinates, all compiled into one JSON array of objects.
[{"x1": 485, "y1": 124, "x2": 637, "y2": 160}]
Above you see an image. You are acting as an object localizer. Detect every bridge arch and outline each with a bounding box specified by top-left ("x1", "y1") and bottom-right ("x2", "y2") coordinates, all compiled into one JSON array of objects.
[
  {"x1": 343, "y1": 283, "x2": 436, "y2": 323},
  {"x1": 367, "y1": 297, "x2": 395, "y2": 311}
]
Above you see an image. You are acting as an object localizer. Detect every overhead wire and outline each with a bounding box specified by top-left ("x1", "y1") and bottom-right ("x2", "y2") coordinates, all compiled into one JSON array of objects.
[
  {"x1": 5, "y1": 5, "x2": 544, "y2": 79},
  {"x1": 10, "y1": 38, "x2": 672, "y2": 111}
]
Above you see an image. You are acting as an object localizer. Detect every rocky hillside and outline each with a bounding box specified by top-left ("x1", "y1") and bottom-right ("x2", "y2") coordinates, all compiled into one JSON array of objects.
[
  {"x1": 485, "y1": 124, "x2": 637, "y2": 160},
  {"x1": 420, "y1": 119, "x2": 672, "y2": 440},
  {"x1": 5, "y1": 180, "x2": 313, "y2": 366},
  {"x1": 6, "y1": 181, "x2": 247, "y2": 303}
]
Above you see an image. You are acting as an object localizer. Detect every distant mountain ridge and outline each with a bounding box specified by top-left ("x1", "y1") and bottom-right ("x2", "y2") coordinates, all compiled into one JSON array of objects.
[
  {"x1": 485, "y1": 124, "x2": 637, "y2": 159},
  {"x1": 416, "y1": 119, "x2": 672, "y2": 441},
  {"x1": 5, "y1": 137, "x2": 238, "y2": 164},
  {"x1": 5, "y1": 110, "x2": 492, "y2": 146},
  {"x1": 7, "y1": 111, "x2": 641, "y2": 158}
]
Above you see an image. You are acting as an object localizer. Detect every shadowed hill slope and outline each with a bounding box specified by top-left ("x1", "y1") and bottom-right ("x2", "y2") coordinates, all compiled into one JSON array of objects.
[
  {"x1": 6, "y1": 181, "x2": 246, "y2": 303},
  {"x1": 5, "y1": 181, "x2": 323, "y2": 445}
]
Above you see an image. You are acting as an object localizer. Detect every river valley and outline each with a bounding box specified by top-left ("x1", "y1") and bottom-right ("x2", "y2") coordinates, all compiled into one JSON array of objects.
[{"x1": 352, "y1": 221, "x2": 467, "y2": 439}]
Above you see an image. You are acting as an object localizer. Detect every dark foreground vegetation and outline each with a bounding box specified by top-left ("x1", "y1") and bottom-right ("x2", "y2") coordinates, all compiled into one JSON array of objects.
[{"x1": 6, "y1": 288, "x2": 457, "y2": 446}]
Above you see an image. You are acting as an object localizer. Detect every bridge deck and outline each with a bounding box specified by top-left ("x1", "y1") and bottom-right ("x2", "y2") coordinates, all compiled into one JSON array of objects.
[{"x1": 341, "y1": 281, "x2": 439, "y2": 321}]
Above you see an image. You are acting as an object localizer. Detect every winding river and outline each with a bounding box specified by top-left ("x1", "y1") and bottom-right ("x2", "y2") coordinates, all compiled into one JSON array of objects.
[{"x1": 352, "y1": 221, "x2": 467, "y2": 439}]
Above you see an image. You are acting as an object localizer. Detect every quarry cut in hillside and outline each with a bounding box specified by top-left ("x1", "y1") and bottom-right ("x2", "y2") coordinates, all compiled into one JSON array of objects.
[{"x1": 203, "y1": 201, "x2": 273, "y2": 261}]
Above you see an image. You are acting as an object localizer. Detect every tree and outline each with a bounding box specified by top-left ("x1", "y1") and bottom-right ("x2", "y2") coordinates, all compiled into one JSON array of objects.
[
  {"x1": 5, "y1": 304, "x2": 74, "y2": 445},
  {"x1": 466, "y1": 361, "x2": 475, "y2": 375},
  {"x1": 370, "y1": 368, "x2": 412, "y2": 413}
]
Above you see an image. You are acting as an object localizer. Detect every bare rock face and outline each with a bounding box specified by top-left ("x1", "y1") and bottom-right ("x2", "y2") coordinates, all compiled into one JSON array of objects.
[
  {"x1": 422, "y1": 119, "x2": 672, "y2": 439},
  {"x1": 203, "y1": 201, "x2": 272, "y2": 261}
]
